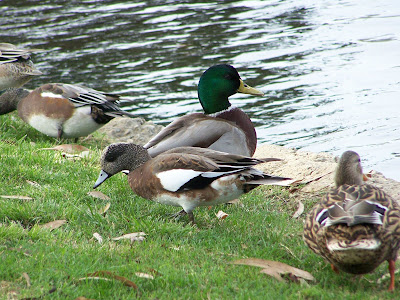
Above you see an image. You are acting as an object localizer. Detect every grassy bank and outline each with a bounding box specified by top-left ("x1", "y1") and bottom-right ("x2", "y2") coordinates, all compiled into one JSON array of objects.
[{"x1": 0, "y1": 112, "x2": 395, "y2": 299}]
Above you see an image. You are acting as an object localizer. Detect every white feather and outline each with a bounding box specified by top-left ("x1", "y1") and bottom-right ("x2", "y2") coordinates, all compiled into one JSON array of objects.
[
  {"x1": 327, "y1": 239, "x2": 381, "y2": 251},
  {"x1": 157, "y1": 169, "x2": 203, "y2": 192},
  {"x1": 29, "y1": 115, "x2": 63, "y2": 138},
  {"x1": 62, "y1": 106, "x2": 101, "y2": 137},
  {"x1": 40, "y1": 91, "x2": 64, "y2": 99},
  {"x1": 28, "y1": 106, "x2": 102, "y2": 138}
]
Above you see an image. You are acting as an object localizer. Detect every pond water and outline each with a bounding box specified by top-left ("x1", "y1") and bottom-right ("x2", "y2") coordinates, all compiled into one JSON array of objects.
[{"x1": 2, "y1": 0, "x2": 400, "y2": 180}]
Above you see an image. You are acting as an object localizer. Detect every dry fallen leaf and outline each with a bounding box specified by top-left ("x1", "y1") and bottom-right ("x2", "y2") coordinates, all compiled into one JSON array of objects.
[
  {"x1": 40, "y1": 220, "x2": 67, "y2": 230},
  {"x1": 232, "y1": 258, "x2": 314, "y2": 283},
  {"x1": 87, "y1": 191, "x2": 110, "y2": 201},
  {"x1": 74, "y1": 297, "x2": 96, "y2": 300},
  {"x1": 78, "y1": 276, "x2": 111, "y2": 282},
  {"x1": 227, "y1": 198, "x2": 241, "y2": 205},
  {"x1": 85, "y1": 270, "x2": 138, "y2": 289},
  {"x1": 22, "y1": 272, "x2": 31, "y2": 287},
  {"x1": 112, "y1": 232, "x2": 146, "y2": 242},
  {"x1": 99, "y1": 202, "x2": 111, "y2": 216},
  {"x1": 292, "y1": 200, "x2": 304, "y2": 219},
  {"x1": 135, "y1": 272, "x2": 154, "y2": 279},
  {"x1": 62, "y1": 151, "x2": 90, "y2": 160},
  {"x1": 1, "y1": 195, "x2": 33, "y2": 200},
  {"x1": 39, "y1": 144, "x2": 89, "y2": 154},
  {"x1": 216, "y1": 210, "x2": 228, "y2": 220},
  {"x1": 93, "y1": 232, "x2": 103, "y2": 244},
  {"x1": 280, "y1": 243, "x2": 300, "y2": 261},
  {"x1": 26, "y1": 180, "x2": 41, "y2": 188}
]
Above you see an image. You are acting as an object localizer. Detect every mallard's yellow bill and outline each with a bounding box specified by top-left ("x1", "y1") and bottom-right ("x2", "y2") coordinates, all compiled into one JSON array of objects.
[{"x1": 238, "y1": 79, "x2": 264, "y2": 96}]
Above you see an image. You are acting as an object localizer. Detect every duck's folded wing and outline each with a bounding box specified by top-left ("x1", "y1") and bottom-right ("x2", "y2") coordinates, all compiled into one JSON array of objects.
[
  {"x1": 0, "y1": 43, "x2": 42, "y2": 64},
  {"x1": 45, "y1": 83, "x2": 135, "y2": 117},
  {"x1": 144, "y1": 114, "x2": 248, "y2": 157},
  {"x1": 61, "y1": 84, "x2": 120, "y2": 107},
  {"x1": 151, "y1": 152, "x2": 245, "y2": 192}
]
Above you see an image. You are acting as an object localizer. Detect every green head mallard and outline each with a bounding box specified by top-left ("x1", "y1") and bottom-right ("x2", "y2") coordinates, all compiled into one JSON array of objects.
[{"x1": 145, "y1": 64, "x2": 264, "y2": 157}]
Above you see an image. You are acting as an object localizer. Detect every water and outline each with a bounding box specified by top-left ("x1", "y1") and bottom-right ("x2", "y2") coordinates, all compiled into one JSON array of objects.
[{"x1": 1, "y1": 0, "x2": 399, "y2": 180}]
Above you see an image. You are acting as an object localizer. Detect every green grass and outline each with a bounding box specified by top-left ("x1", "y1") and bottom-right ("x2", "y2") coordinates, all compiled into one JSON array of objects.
[{"x1": 0, "y1": 112, "x2": 396, "y2": 299}]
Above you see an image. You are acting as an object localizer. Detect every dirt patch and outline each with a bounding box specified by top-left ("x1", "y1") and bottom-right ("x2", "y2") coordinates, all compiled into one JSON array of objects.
[{"x1": 254, "y1": 144, "x2": 400, "y2": 201}]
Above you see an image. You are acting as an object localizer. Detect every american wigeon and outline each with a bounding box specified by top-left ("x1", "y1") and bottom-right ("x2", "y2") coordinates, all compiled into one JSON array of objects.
[
  {"x1": 303, "y1": 151, "x2": 400, "y2": 291},
  {"x1": 93, "y1": 143, "x2": 293, "y2": 224},
  {"x1": 0, "y1": 83, "x2": 134, "y2": 139},
  {"x1": 0, "y1": 43, "x2": 42, "y2": 90},
  {"x1": 144, "y1": 64, "x2": 264, "y2": 157}
]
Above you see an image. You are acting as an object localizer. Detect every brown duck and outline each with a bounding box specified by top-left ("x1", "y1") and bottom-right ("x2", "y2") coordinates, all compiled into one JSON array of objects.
[
  {"x1": 303, "y1": 150, "x2": 400, "y2": 291},
  {"x1": 93, "y1": 143, "x2": 294, "y2": 224}
]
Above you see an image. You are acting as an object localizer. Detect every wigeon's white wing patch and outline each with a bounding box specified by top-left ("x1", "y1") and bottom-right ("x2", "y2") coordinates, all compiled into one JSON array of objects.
[
  {"x1": 40, "y1": 91, "x2": 64, "y2": 99},
  {"x1": 156, "y1": 169, "x2": 203, "y2": 192}
]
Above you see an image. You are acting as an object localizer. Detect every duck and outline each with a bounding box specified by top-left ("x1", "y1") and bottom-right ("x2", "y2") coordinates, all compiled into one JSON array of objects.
[
  {"x1": 303, "y1": 151, "x2": 400, "y2": 291},
  {"x1": 0, "y1": 43, "x2": 43, "y2": 90},
  {"x1": 0, "y1": 83, "x2": 135, "y2": 139},
  {"x1": 93, "y1": 143, "x2": 293, "y2": 224},
  {"x1": 144, "y1": 64, "x2": 264, "y2": 157}
]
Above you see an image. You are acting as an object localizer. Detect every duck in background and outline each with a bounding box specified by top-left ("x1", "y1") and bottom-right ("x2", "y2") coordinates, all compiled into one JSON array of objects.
[
  {"x1": 0, "y1": 43, "x2": 42, "y2": 90},
  {"x1": 0, "y1": 83, "x2": 135, "y2": 140},
  {"x1": 94, "y1": 143, "x2": 293, "y2": 224},
  {"x1": 144, "y1": 64, "x2": 264, "y2": 157},
  {"x1": 303, "y1": 151, "x2": 400, "y2": 291}
]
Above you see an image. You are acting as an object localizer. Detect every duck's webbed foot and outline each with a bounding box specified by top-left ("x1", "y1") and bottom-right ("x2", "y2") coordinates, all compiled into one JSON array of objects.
[{"x1": 170, "y1": 209, "x2": 196, "y2": 225}]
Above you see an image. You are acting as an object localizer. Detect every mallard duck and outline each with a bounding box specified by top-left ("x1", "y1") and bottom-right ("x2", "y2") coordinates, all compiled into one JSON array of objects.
[
  {"x1": 0, "y1": 83, "x2": 134, "y2": 139},
  {"x1": 144, "y1": 64, "x2": 264, "y2": 157},
  {"x1": 0, "y1": 43, "x2": 42, "y2": 90},
  {"x1": 93, "y1": 143, "x2": 293, "y2": 224},
  {"x1": 303, "y1": 151, "x2": 400, "y2": 291}
]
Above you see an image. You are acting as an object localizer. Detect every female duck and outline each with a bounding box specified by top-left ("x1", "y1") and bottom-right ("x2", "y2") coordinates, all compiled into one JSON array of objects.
[
  {"x1": 144, "y1": 64, "x2": 264, "y2": 157},
  {"x1": 0, "y1": 43, "x2": 42, "y2": 90},
  {"x1": 303, "y1": 151, "x2": 400, "y2": 291},
  {"x1": 94, "y1": 143, "x2": 293, "y2": 224}
]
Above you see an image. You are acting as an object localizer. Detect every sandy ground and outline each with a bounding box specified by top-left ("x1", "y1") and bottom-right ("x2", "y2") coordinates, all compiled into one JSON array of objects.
[{"x1": 254, "y1": 144, "x2": 400, "y2": 200}]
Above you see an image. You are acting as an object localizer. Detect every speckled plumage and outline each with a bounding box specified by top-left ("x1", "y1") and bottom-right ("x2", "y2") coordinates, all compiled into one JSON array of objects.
[{"x1": 303, "y1": 151, "x2": 400, "y2": 290}]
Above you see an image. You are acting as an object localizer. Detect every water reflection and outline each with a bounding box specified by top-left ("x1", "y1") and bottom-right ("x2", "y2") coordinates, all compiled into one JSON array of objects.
[{"x1": 1, "y1": 0, "x2": 399, "y2": 179}]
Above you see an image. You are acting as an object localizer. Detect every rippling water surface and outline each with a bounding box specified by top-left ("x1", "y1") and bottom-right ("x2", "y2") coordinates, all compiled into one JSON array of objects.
[{"x1": 2, "y1": 0, "x2": 400, "y2": 179}]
